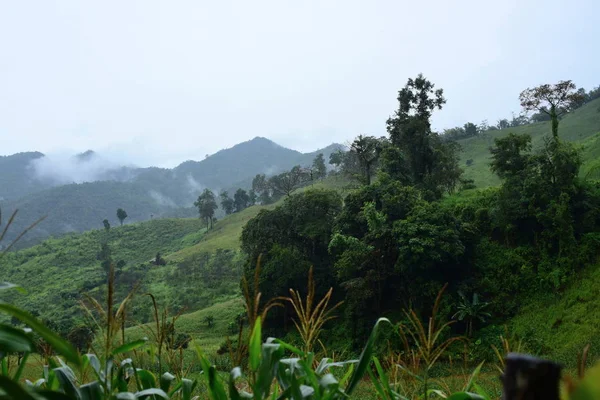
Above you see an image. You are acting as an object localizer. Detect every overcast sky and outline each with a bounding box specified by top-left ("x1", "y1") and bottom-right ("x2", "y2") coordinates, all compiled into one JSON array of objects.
[{"x1": 1, "y1": 0, "x2": 598, "y2": 167}]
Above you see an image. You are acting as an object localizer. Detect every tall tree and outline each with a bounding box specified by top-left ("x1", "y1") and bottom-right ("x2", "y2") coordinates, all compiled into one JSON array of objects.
[
  {"x1": 519, "y1": 80, "x2": 585, "y2": 139},
  {"x1": 219, "y1": 191, "x2": 235, "y2": 215},
  {"x1": 383, "y1": 74, "x2": 461, "y2": 197},
  {"x1": 234, "y1": 188, "x2": 250, "y2": 212},
  {"x1": 312, "y1": 153, "x2": 327, "y2": 180},
  {"x1": 252, "y1": 174, "x2": 271, "y2": 205},
  {"x1": 103, "y1": 219, "x2": 110, "y2": 231},
  {"x1": 349, "y1": 135, "x2": 382, "y2": 185},
  {"x1": 116, "y1": 208, "x2": 128, "y2": 226},
  {"x1": 194, "y1": 189, "x2": 218, "y2": 229},
  {"x1": 248, "y1": 189, "x2": 257, "y2": 206},
  {"x1": 386, "y1": 74, "x2": 446, "y2": 185}
]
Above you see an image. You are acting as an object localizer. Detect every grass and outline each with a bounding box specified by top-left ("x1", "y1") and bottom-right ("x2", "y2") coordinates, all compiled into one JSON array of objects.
[
  {"x1": 0, "y1": 218, "x2": 211, "y2": 325},
  {"x1": 168, "y1": 204, "x2": 275, "y2": 261},
  {"x1": 458, "y1": 98, "x2": 600, "y2": 187},
  {"x1": 510, "y1": 261, "x2": 600, "y2": 368}
]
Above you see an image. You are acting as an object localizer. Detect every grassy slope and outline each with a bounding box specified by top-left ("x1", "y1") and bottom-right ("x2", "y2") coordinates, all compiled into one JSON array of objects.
[
  {"x1": 0, "y1": 218, "x2": 207, "y2": 323},
  {"x1": 458, "y1": 98, "x2": 600, "y2": 187},
  {"x1": 126, "y1": 297, "x2": 245, "y2": 354},
  {"x1": 510, "y1": 263, "x2": 600, "y2": 367}
]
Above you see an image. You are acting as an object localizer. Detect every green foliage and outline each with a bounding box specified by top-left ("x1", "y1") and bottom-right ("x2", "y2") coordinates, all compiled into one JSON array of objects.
[
  {"x1": 116, "y1": 208, "x2": 128, "y2": 226},
  {"x1": 452, "y1": 293, "x2": 491, "y2": 337},
  {"x1": 220, "y1": 191, "x2": 235, "y2": 215},
  {"x1": 194, "y1": 188, "x2": 218, "y2": 230},
  {"x1": 233, "y1": 189, "x2": 250, "y2": 213},
  {"x1": 312, "y1": 153, "x2": 327, "y2": 180},
  {"x1": 0, "y1": 218, "x2": 242, "y2": 336}
]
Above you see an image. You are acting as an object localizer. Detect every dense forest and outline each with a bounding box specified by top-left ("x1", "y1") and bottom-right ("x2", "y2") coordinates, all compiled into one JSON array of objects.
[{"x1": 241, "y1": 76, "x2": 600, "y2": 352}]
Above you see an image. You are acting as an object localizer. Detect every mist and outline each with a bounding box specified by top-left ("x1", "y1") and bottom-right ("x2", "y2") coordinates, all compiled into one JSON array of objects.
[{"x1": 28, "y1": 151, "x2": 133, "y2": 185}]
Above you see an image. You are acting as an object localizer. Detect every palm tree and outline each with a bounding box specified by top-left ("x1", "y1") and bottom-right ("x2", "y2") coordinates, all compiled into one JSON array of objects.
[{"x1": 452, "y1": 292, "x2": 491, "y2": 337}]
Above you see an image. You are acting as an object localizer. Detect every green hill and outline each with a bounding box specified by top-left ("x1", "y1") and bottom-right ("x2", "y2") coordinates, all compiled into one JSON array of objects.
[
  {"x1": 0, "y1": 138, "x2": 343, "y2": 247},
  {"x1": 0, "y1": 217, "x2": 243, "y2": 330},
  {"x1": 458, "y1": 98, "x2": 600, "y2": 187}
]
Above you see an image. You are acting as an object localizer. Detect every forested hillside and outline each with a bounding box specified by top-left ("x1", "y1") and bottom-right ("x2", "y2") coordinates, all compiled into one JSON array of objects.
[{"x1": 0, "y1": 138, "x2": 343, "y2": 247}]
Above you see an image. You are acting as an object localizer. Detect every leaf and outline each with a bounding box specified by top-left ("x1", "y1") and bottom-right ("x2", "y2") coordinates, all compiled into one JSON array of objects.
[
  {"x1": 135, "y1": 369, "x2": 156, "y2": 390},
  {"x1": 0, "y1": 324, "x2": 36, "y2": 352},
  {"x1": 112, "y1": 338, "x2": 148, "y2": 356},
  {"x1": 80, "y1": 381, "x2": 103, "y2": 400},
  {"x1": 53, "y1": 366, "x2": 81, "y2": 399},
  {"x1": 472, "y1": 383, "x2": 491, "y2": 400},
  {"x1": 206, "y1": 366, "x2": 227, "y2": 400},
  {"x1": 345, "y1": 317, "x2": 391, "y2": 395},
  {"x1": 159, "y1": 372, "x2": 175, "y2": 394},
  {"x1": 249, "y1": 316, "x2": 262, "y2": 372},
  {"x1": 0, "y1": 303, "x2": 81, "y2": 366},
  {"x1": 0, "y1": 282, "x2": 26, "y2": 294},
  {"x1": 84, "y1": 354, "x2": 102, "y2": 380},
  {"x1": 181, "y1": 378, "x2": 197, "y2": 400},
  {"x1": 446, "y1": 392, "x2": 486, "y2": 400},
  {"x1": 36, "y1": 391, "x2": 75, "y2": 400},
  {"x1": 0, "y1": 375, "x2": 37, "y2": 400},
  {"x1": 116, "y1": 394, "x2": 137, "y2": 400},
  {"x1": 134, "y1": 388, "x2": 169, "y2": 399},
  {"x1": 463, "y1": 361, "x2": 484, "y2": 392}
]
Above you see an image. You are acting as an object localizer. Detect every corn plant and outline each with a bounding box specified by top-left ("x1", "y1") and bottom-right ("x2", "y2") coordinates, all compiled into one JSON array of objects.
[
  {"x1": 490, "y1": 327, "x2": 523, "y2": 374},
  {"x1": 198, "y1": 316, "x2": 392, "y2": 399},
  {"x1": 80, "y1": 262, "x2": 136, "y2": 362},
  {"x1": 287, "y1": 266, "x2": 343, "y2": 354},
  {"x1": 394, "y1": 284, "x2": 465, "y2": 399},
  {"x1": 229, "y1": 255, "x2": 285, "y2": 369}
]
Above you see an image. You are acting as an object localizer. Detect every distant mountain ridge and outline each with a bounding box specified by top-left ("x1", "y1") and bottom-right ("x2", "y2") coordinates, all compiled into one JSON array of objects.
[{"x1": 0, "y1": 137, "x2": 343, "y2": 247}]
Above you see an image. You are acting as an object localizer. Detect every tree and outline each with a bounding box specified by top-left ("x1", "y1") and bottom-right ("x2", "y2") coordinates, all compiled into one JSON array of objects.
[
  {"x1": 349, "y1": 135, "x2": 382, "y2": 185},
  {"x1": 219, "y1": 191, "x2": 234, "y2": 215},
  {"x1": 519, "y1": 80, "x2": 585, "y2": 139},
  {"x1": 154, "y1": 252, "x2": 166, "y2": 266},
  {"x1": 194, "y1": 189, "x2": 218, "y2": 229},
  {"x1": 386, "y1": 74, "x2": 445, "y2": 185},
  {"x1": 116, "y1": 208, "x2": 127, "y2": 226},
  {"x1": 268, "y1": 166, "x2": 309, "y2": 197},
  {"x1": 252, "y1": 174, "x2": 271, "y2": 205},
  {"x1": 387, "y1": 74, "x2": 446, "y2": 184},
  {"x1": 452, "y1": 292, "x2": 491, "y2": 337},
  {"x1": 234, "y1": 188, "x2": 250, "y2": 212},
  {"x1": 463, "y1": 122, "x2": 478, "y2": 137},
  {"x1": 248, "y1": 189, "x2": 257, "y2": 206},
  {"x1": 312, "y1": 153, "x2": 327, "y2": 180},
  {"x1": 497, "y1": 119, "x2": 510, "y2": 130},
  {"x1": 384, "y1": 74, "x2": 461, "y2": 197},
  {"x1": 103, "y1": 219, "x2": 110, "y2": 232},
  {"x1": 489, "y1": 133, "x2": 532, "y2": 180}
]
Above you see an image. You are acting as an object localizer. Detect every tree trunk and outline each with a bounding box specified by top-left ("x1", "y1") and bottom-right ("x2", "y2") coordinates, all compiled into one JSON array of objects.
[{"x1": 550, "y1": 104, "x2": 559, "y2": 139}]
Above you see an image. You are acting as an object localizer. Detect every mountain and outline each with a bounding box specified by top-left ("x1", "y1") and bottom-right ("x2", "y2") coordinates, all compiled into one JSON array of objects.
[
  {"x1": 0, "y1": 152, "x2": 48, "y2": 201},
  {"x1": 0, "y1": 137, "x2": 343, "y2": 247}
]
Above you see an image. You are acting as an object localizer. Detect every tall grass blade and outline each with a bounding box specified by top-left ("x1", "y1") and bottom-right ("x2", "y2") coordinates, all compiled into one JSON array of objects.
[{"x1": 345, "y1": 317, "x2": 391, "y2": 395}]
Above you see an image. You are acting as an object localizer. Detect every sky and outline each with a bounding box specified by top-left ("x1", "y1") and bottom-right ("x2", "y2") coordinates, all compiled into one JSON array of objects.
[{"x1": 1, "y1": 0, "x2": 598, "y2": 168}]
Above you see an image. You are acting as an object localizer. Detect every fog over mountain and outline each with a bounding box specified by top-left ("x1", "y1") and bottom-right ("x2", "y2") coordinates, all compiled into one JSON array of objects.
[{"x1": 0, "y1": 137, "x2": 343, "y2": 247}]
